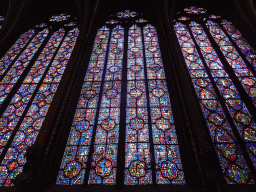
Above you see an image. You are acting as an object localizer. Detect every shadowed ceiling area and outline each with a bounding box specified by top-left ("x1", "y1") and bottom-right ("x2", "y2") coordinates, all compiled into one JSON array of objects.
[{"x1": 15, "y1": 0, "x2": 237, "y2": 27}]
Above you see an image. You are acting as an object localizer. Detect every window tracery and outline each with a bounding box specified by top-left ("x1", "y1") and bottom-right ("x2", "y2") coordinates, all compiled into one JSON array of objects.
[
  {"x1": 0, "y1": 13, "x2": 79, "y2": 186},
  {"x1": 174, "y1": 6, "x2": 256, "y2": 184},
  {"x1": 57, "y1": 10, "x2": 185, "y2": 185}
]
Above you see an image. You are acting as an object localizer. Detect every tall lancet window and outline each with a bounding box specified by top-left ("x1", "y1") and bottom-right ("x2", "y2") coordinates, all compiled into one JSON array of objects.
[
  {"x1": 0, "y1": 16, "x2": 4, "y2": 29},
  {"x1": 56, "y1": 10, "x2": 185, "y2": 185},
  {"x1": 0, "y1": 13, "x2": 79, "y2": 186},
  {"x1": 174, "y1": 6, "x2": 256, "y2": 184}
]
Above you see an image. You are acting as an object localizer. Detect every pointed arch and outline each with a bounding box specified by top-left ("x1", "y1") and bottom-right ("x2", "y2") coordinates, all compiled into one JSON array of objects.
[
  {"x1": 0, "y1": 13, "x2": 79, "y2": 186},
  {"x1": 174, "y1": 6, "x2": 256, "y2": 184},
  {"x1": 56, "y1": 10, "x2": 185, "y2": 185}
]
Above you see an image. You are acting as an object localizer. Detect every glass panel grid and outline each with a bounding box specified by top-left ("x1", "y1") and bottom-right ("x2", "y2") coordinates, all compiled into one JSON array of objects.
[
  {"x1": 190, "y1": 21, "x2": 256, "y2": 182},
  {"x1": 222, "y1": 20, "x2": 256, "y2": 70},
  {"x1": 0, "y1": 28, "x2": 67, "y2": 186},
  {"x1": 56, "y1": 26, "x2": 110, "y2": 185},
  {"x1": 57, "y1": 16, "x2": 186, "y2": 186},
  {"x1": 144, "y1": 24, "x2": 185, "y2": 184},
  {"x1": 175, "y1": 22, "x2": 254, "y2": 184},
  {"x1": 89, "y1": 25, "x2": 124, "y2": 185},
  {"x1": 0, "y1": 30, "x2": 35, "y2": 77},
  {"x1": 125, "y1": 25, "x2": 152, "y2": 185},
  {"x1": 0, "y1": 29, "x2": 49, "y2": 107},
  {"x1": 206, "y1": 20, "x2": 256, "y2": 106}
]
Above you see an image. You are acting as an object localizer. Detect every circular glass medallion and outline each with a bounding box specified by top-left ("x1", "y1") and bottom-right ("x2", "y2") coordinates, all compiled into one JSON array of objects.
[
  {"x1": 226, "y1": 100, "x2": 242, "y2": 110},
  {"x1": 148, "y1": 46, "x2": 157, "y2": 52},
  {"x1": 130, "y1": 65, "x2": 141, "y2": 73},
  {"x1": 201, "y1": 47, "x2": 213, "y2": 54},
  {"x1": 109, "y1": 66, "x2": 120, "y2": 73},
  {"x1": 99, "y1": 34, "x2": 106, "y2": 39},
  {"x1": 101, "y1": 118, "x2": 116, "y2": 131},
  {"x1": 131, "y1": 47, "x2": 139, "y2": 53},
  {"x1": 235, "y1": 112, "x2": 251, "y2": 125},
  {"x1": 208, "y1": 113, "x2": 224, "y2": 125},
  {"x1": 216, "y1": 128, "x2": 235, "y2": 143},
  {"x1": 7, "y1": 160, "x2": 18, "y2": 171},
  {"x1": 75, "y1": 120, "x2": 90, "y2": 132},
  {"x1": 242, "y1": 77, "x2": 255, "y2": 86},
  {"x1": 129, "y1": 160, "x2": 146, "y2": 178},
  {"x1": 201, "y1": 100, "x2": 218, "y2": 111},
  {"x1": 112, "y1": 48, "x2": 122, "y2": 54},
  {"x1": 64, "y1": 161, "x2": 81, "y2": 178},
  {"x1": 149, "y1": 64, "x2": 161, "y2": 71},
  {"x1": 222, "y1": 89, "x2": 237, "y2": 99},
  {"x1": 130, "y1": 88, "x2": 143, "y2": 98},
  {"x1": 152, "y1": 88, "x2": 165, "y2": 97},
  {"x1": 130, "y1": 32, "x2": 139, "y2": 38},
  {"x1": 195, "y1": 79, "x2": 209, "y2": 88},
  {"x1": 129, "y1": 117, "x2": 144, "y2": 130},
  {"x1": 105, "y1": 88, "x2": 118, "y2": 99},
  {"x1": 114, "y1": 34, "x2": 122, "y2": 39},
  {"x1": 226, "y1": 164, "x2": 249, "y2": 184},
  {"x1": 85, "y1": 90, "x2": 97, "y2": 100},
  {"x1": 147, "y1": 32, "x2": 155, "y2": 37},
  {"x1": 95, "y1": 48, "x2": 104, "y2": 54},
  {"x1": 91, "y1": 67, "x2": 101, "y2": 73},
  {"x1": 217, "y1": 78, "x2": 232, "y2": 87},
  {"x1": 155, "y1": 117, "x2": 171, "y2": 131},
  {"x1": 217, "y1": 143, "x2": 237, "y2": 161},
  {"x1": 95, "y1": 159, "x2": 112, "y2": 177},
  {"x1": 160, "y1": 161, "x2": 179, "y2": 180},
  {"x1": 12, "y1": 132, "x2": 25, "y2": 146},
  {"x1": 200, "y1": 89, "x2": 215, "y2": 99}
]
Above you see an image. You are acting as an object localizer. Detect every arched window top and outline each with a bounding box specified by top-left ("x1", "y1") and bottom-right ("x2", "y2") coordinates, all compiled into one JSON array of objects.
[
  {"x1": 184, "y1": 6, "x2": 207, "y2": 14},
  {"x1": 64, "y1": 22, "x2": 77, "y2": 27},
  {"x1": 56, "y1": 10, "x2": 185, "y2": 186},
  {"x1": 209, "y1": 15, "x2": 221, "y2": 19},
  {"x1": 49, "y1": 13, "x2": 71, "y2": 22},
  {"x1": 104, "y1": 10, "x2": 149, "y2": 27},
  {"x1": 0, "y1": 16, "x2": 4, "y2": 29},
  {"x1": 35, "y1": 23, "x2": 48, "y2": 28},
  {"x1": 116, "y1": 10, "x2": 138, "y2": 18},
  {"x1": 0, "y1": 11, "x2": 80, "y2": 186},
  {"x1": 174, "y1": 6, "x2": 256, "y2": 184},
  {"x1": 135, "y1": 18, "x2": 148, "y2": 23},
  {"x1": 175, "y1": 6, "x2": 224, "y2": 23},
  {"x1": 33, "y1": 14, "x2": 79, "y2": 31},
  {"x1": 105, "y1": 19, "x2": 119, "y2": 25}
]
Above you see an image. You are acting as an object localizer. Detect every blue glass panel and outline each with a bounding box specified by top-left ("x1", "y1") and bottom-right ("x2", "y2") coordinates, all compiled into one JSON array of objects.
[
  {"x1": 56, "y1": 26, "x2": 110, "y2": 185},
  {"x1": 175, "y1": 21, "x2": 254, "y2": 184}
]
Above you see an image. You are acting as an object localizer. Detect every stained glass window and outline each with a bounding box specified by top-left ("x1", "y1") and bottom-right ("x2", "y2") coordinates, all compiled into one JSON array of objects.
[
  {"x1": 49, "y1": 13, "x2": 71, "y2": 22},
  {"x1": 174, "y1": 7, "x2": 256, "y2": 184},
  {"x1": 0, "y1": 14, "x2": 79, "y2": 186},
  {"x1": 0, "y1": 16, "x2": 4, "y2": 29},
  {"x1": 35, "y1": 23, "x2": 48, "y2": 28},
  {"x1": 57, "y1": 10, "x2": 185, "y2": 185},
  {"x1": 117, "y1": 10, "x2": 138, "y2": 18},
  {"x1": 184, "y1": 6, "x2": 207, "y2": 14}
]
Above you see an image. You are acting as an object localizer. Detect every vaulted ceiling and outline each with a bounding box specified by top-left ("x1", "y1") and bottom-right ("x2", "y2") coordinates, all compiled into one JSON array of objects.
[
  {"x1": 0, "y1": 0, "x2": 256, "y2": 33},
  {"x1": 0, "y1": 0, "x2": 242, "y2": 26}
]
